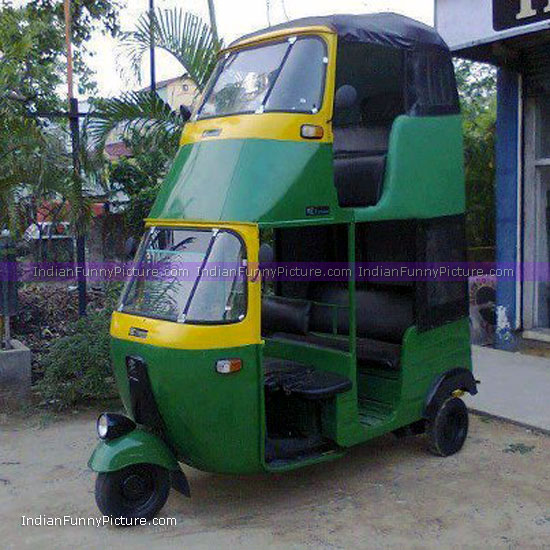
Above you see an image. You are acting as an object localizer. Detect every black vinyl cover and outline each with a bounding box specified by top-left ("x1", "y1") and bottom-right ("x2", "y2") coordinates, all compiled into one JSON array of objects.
[
  {"x1": 309, "y1": 286, "x2": 414, "y2": 344},
  {"x1": 232, "y1": 13, "x2": 448, "y2": 51},
  {"x1": 232, "y1": 13, "x2": 459, "y2": 117},
  {"x1": 334, "y1": 155, "x2": 386, "y2": 207},
  {"x1": 262, "y1": 295, "x2": 312, "y2": 335}
]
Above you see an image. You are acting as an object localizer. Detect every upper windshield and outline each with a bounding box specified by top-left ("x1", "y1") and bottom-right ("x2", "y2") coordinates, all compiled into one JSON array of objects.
[
  {"x1": 197, "y1": 36, "x2": 327, "y2": 119},
  {"x1": 120, "y1": 227, "x2": 247, "y2": 324}
]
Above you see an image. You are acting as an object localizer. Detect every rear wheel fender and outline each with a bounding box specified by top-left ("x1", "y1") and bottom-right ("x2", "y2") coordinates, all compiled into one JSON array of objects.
[{"x1": 424, "y1": 367, "x2": 478, "y2": 420}]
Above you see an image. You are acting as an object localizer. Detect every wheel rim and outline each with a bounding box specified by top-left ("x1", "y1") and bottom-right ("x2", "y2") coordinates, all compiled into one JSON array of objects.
[{"x1": 120, "y1": 467, "x2": 155, "y2": 509}]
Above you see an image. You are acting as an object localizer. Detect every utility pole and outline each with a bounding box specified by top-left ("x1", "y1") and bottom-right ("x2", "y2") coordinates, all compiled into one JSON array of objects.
[
  {"x1": 149, "y1": 0, "x2": 156, "y2": 92},
  {"x1": 64, "y1": 0, "x2": 87, "y2": 316},
  {"x1": 207, "y1": 0, "x2": 219, "y2": 43}
]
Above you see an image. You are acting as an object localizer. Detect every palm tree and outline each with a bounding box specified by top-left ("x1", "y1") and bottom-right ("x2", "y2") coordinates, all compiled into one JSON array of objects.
[{"x1": 88, "y1": 8, "x2": 221, "y2": 153}]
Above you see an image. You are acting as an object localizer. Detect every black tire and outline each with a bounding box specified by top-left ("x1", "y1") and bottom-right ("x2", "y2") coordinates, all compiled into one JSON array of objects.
[
  {"x1": 95, "y1": 464, "x2": 170, "y2": 523},
  {"x1": 427, "y1": 397, "x2": 469, "y2": 457}
]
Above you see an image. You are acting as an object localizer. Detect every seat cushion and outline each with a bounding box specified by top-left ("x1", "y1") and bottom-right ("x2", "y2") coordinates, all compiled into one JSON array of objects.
[
  {"x1": 333, "y1": 126, "x2": 390, "y2": 156},
  {"x1": 334, "y1": 154, "x2": 386, "y2": 208},
  {"x1": 262, "y1": 296, "x2": 311, "y2": 336},
  {"x1": 309, "y1": 286, "x2": 414, "y2": 344}
]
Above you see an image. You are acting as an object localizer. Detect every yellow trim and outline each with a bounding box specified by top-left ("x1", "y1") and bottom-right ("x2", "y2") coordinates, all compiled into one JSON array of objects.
[
  {"x1": 180, "y1": 32, "x2": 337, "y2": 146},
  {"x1": 144, "y1": 218, "x2": 258, "y2": 229},
  {"x1": 111, "y1": 221, "x2": 261, "y2": 351},
  {"x1": 225, "y1": 26, "x2": 335, "y2": 52}
]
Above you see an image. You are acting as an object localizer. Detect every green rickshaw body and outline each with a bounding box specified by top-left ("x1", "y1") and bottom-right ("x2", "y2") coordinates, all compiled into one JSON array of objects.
[
  {"x1": 110, "y1": 339, "x2": 266, "y2": 474},
  {"x1": 90, "y1": 15, "x2": 475, "y2": 483}
]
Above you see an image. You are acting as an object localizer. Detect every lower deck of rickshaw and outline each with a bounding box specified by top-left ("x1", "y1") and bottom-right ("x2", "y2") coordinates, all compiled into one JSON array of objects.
[{"x1": 262, "y1": 337, "x2": 399, "y2": 465}]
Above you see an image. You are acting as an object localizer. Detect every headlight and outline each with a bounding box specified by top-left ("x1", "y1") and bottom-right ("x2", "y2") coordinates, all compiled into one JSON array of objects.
[
  {"x1": 96, "y1": 413, "x2": 136, "y2": 441},
  {"x1": 97, "y1": 414, "x2": 109, "y2": 439}
]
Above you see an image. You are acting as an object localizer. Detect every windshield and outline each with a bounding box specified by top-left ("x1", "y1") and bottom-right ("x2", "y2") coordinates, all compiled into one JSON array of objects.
[
  {"x1": 197, "y1": 36, "x2": 327, "y2": 119},
  {"x1": 120, "y1": 227, "x2": 247, "y2": 324}
]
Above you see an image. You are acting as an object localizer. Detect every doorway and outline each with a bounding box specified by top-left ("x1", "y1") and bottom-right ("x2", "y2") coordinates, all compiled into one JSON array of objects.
[{"x1": 523, "y1": 94, "x2": 550, "y2": 334}]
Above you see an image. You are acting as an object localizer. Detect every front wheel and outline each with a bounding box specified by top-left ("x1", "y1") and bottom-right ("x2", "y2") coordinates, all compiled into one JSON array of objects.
[
  {"x1": 95, "y1": 463, "x2": 170, "y2": 523},
  {"x1": 427, "y1": 397, "x2": 469, "y2": 457}
]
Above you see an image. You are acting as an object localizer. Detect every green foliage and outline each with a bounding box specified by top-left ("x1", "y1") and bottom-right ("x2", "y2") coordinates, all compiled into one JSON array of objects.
[
  {"x1": 455, "y1": 59, "x2": 497, "y2": 256},
  {"x1": 0, "y1": 1, "x2": 122, "y2": 233},
  {"x1": 36, "y1": 307, "x2": 115, "y2": 409},
  {"x1": 118, "y1": 8, "x2": 220, "y2": 90},
  {"x1": 36, "y1": 283, "x2": 123, "y2": 409},
  {"x1": 89, "y1": 8, "x2": 220, "y2": 151},
  {"x1": 109, "y1": 131, "x2": 173, "y2": 237},
  {"x1": 89, "y1": 90, "x2": 185, "y2": 152}
]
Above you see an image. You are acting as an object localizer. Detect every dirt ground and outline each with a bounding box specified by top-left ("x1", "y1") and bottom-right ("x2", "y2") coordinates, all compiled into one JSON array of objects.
[{"x1": 1, "y1": 409, "x2": 549, "y2": 550}]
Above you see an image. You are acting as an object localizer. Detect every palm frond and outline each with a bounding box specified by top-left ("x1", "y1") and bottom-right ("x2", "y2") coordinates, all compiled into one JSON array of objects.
[
  {"x1": 87, "y1": 90, "x2": 184, "y2": 153},
  {"x1": 117, "y1": 8, "x2": 220, "y2": 91}
]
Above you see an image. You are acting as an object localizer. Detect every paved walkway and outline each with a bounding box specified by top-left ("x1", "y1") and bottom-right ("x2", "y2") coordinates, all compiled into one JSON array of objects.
[{"x1": 466, "y1": 345, "x2": 550, "y2": 432}]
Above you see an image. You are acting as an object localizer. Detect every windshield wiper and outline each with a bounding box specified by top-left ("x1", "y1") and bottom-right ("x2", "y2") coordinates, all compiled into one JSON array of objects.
[{"x1": 178, "y1": 230, "x2": 218, "y2": 323}]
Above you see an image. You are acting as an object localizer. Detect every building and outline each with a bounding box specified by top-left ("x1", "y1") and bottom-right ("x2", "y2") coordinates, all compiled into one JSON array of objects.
[
  {"x1": 436, "y1": 0, "x2": 550, "y2": 348},
  {"x1": 104, "y1": 75, "x2": 198, "y2": 160}
]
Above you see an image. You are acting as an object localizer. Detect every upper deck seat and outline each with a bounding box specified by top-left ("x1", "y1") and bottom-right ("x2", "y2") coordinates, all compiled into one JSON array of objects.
[
  {"x1": 333, "y1": 126, "x2": 389, "y2": 207},
  {"x1": 332, "y1": 94, "x2": 402, "y2": 208}
]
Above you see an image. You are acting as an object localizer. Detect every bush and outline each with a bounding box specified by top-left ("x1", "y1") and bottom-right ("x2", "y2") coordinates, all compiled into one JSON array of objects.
[{"x1": 36, "y1": 307, "x2": 116, "y2": 409}]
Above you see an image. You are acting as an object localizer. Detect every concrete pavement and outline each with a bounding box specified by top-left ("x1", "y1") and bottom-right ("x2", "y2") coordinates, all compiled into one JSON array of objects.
[{"x1": 467, "y1": 345, "x2": 550, "y2": 432}]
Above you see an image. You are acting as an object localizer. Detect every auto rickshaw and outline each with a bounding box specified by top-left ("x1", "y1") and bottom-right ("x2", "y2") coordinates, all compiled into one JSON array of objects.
[{"x1": 89, "y1": 13, "x2": 477, "y2": 521}]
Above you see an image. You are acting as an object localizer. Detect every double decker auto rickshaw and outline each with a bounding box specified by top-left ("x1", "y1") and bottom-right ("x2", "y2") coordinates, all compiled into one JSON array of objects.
[{"x1": 89, "y1": 13, "x2": 477, "y2": 521}]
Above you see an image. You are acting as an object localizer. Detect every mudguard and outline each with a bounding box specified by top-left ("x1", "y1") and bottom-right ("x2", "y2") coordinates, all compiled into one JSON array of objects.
[
  {"x1": 88, "y1": 428, "x2": 179, "y2": 473},
  {"x1": 424, "y1": 367, "x2": 478, "y2": 420}
]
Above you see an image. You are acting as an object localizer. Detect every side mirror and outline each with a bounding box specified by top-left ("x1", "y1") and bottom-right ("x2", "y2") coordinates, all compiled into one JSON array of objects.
[
  {"x1": 259, "y1": 243, "x2": 274, "y2": 265},
  {"x1": 179, "y1": 105, "x2": 192, "y2": 122},
  {"x1": 334, "y1": 85, "x2": 358, "y2": 110}
]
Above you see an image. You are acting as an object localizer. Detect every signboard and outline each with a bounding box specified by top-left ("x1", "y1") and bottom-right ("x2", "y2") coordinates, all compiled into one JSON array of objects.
[
  {"x1": 494, "y1": 0, "x2": 550, "y2": 31},
  {"x1": 436, "y1": 0, "x2": 550, "y2": 53}
]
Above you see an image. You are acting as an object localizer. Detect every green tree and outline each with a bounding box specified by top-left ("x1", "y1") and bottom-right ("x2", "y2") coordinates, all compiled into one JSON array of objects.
[
  {"x1": 455, "y1": 59, "x2": 497, "y2": 259},
  {"x1": 0, "y1": 1, "x2": 122, "y2": 233},
  {"x1": 108, "y1": 130, "x2": 173, "y2": 237},
  {"x1": 89, "y1": 8, "x2": 220, "y2": 150}
]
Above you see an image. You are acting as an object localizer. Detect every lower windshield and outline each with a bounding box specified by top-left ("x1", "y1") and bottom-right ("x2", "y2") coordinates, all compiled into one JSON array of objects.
[
  {"x1": 197, "y1": 36, "x2": 327, "y2": 119},
  {"x1": 120, "y1": 227, "x2": 247, "y2": 324}
]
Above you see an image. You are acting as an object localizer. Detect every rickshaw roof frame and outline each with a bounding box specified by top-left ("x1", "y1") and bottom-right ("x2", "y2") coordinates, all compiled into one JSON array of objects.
[{"x1": 230, "y1": 13, "x2": 450, "y2": 53}]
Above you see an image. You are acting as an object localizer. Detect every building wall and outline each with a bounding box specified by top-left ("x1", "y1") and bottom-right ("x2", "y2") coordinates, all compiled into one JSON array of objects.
[{"x1": 163, "y1": 77, "x2": 199, "y2": 110}]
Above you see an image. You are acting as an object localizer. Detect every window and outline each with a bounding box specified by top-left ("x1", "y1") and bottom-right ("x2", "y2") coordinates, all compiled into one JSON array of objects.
[
  {"x1": 197, "y1": 36, "x2": 327, "y2": 119},
  {"x1": 120, "y1": 227, "x2": 247, "y2": 324}
]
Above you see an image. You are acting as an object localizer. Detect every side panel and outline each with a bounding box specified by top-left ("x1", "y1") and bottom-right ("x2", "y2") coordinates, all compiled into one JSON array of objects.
[
  {"x1": 358, "y1": 115, "x2": 466, "y2": 222},
  {"x1": 111, "y1": 338, "x2": 265, "y2": 474},
  {"x1": 398, "y1": 317, "x2": 472, "y2": 423},
  {"x1": 149, "y1": 140, "x2": 346, "y2": 225}
]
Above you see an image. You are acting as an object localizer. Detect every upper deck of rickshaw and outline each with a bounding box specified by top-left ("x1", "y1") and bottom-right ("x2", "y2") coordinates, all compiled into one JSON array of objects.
[{"x1": 150, "y1": 13, "x2": 464, "y2": 228}]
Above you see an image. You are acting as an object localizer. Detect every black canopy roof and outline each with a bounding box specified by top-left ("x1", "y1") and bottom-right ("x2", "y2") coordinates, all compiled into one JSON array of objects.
[{"x1": 231, "y1": 12, "x2": 450, "y2": 52}]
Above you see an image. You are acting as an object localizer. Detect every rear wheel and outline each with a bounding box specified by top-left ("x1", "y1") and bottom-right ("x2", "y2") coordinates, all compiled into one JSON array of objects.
[
  {"x1": 427, "y1": 397, "x2": 469, "y2": 457},
  {"x1": 95, "y1": 464, "x2": 170, "y2": 523}
]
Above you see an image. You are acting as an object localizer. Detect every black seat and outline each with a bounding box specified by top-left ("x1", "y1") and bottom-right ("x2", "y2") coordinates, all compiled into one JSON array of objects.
[
  {"x1": 270, "y1": 333, "x2": 402, "y2": 371},
  {"x1": 334, "y1": 155, "x2": 386, "y2": 207},
  {"x1": 333, "y1": 125, "x2": 389, "y2": 208},
  {"x1": 264, "y1": 357, "x2": 352, "y2": 400}
]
